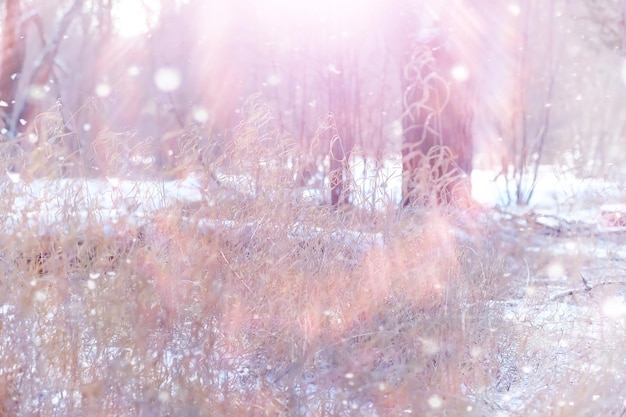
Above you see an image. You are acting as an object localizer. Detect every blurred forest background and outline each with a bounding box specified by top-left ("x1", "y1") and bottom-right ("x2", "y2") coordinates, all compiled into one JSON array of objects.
[
  {"x1": 3, "y1": 2, "x2": 626, "y2": 415},
  {"x1": 1, "y1": 0, "x2": 626, "y2": 204}
]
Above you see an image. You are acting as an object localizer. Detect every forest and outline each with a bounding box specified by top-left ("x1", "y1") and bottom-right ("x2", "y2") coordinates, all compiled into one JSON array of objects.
[{"x1": 1, "y1": 0, "x2": 626, "y2": 416}]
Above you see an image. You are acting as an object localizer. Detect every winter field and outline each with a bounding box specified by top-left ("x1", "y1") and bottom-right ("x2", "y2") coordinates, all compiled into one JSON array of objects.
[{"x1": 1, "y1": 141, "x2": 626, "y2": 416}]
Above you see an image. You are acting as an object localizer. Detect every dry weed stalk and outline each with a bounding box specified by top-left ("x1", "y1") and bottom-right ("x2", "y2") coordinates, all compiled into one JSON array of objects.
[{"x1": 0, "y1": 103, "x2": 512, "y2": 416}]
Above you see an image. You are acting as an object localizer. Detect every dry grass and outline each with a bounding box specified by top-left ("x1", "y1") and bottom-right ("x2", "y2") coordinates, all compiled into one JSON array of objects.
[{"x1": 0, "y1": 104, "x2": 624, "y2": 417}]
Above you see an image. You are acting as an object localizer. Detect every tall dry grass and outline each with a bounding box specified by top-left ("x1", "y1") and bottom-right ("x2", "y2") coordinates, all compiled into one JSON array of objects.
[{"x1": 2, "y1": 101, "x2": 623, "y2": 417}]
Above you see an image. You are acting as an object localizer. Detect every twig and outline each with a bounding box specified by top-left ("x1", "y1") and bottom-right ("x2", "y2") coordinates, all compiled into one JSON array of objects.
[
  {"x1": 524, "y1": 257, "x2": 531, "y2": 287},
  {"x1": 550, "y1": 279, "x2": 626, "y2": 301},
  {"x1": 220, "y1": 250, "x2": 254, "y2": 295}
]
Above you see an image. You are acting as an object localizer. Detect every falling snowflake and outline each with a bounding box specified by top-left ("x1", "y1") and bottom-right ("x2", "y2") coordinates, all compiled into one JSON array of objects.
[
  {"x1": 96, "y1": 83, "x2": 111, "y2": 97},
  {"x1": 154, "y1": 67, "x2": 181, "y2": 92}
]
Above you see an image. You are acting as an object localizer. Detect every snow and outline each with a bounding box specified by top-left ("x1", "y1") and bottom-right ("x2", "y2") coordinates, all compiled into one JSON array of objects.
[
  {"x1": 4, "y1": 159, "x2": 625, "y2": 244},
  {"x1": 2, "y1": 174, "x2": 206, "y2": 234},
  {"x1": 2, "y1": 160, "x2": 626, "y2": 414},
  {"x1": 471, "y1": 165, "x2": 622, "y2": 214}
]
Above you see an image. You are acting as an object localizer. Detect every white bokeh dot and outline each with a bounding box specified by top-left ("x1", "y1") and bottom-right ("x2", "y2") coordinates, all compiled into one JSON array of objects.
[{"x1": 154, "y1": 67, "x2": 181, "y2": 92}]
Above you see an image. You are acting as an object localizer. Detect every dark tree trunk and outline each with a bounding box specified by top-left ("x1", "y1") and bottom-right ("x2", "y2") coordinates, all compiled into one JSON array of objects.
[
  {"x1": 385, "y1": 0, "x2": 474, "y2": 207},
  {"x1": 329, "y1": 130, "x2": 347, "y2": 207},
  {"x1": 400, "y1": 41, "x2": 474, "y2": 207}
]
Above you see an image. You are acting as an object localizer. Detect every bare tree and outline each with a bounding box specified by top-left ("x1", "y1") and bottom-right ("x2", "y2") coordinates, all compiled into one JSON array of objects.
[
  {"x1": 18, "y1": 0, "x2": 85, "y2": 133},
  {"x1": 0, "y1": 0, "x2": 85, "y2": 139},
  {"x1": 507, "y1": 0, "x2": 557, "y2": 205}
]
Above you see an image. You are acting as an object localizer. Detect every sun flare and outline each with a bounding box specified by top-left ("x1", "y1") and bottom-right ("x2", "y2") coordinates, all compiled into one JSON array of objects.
[
  {"x1": 247, "y1": 0, "x2": 384, "y2": 45},
  {"x1": 112, "y1": 0, "x2": 160, "y2": 38}
]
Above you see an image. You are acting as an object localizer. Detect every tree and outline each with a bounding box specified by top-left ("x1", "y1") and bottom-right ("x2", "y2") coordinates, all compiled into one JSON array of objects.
[
  {"x1": 2, "y1": 0, "x2": 480, "y2": 207},
  {"x1": 17, "y1": 0, "x2": 85, "y2": 134},
  {"x1": 497, "y1": 0, "x2": 557, "y2": 205},
  {"x1": 385, "y1": 0, "x2": 475, "y2": 207},
  {"x1": 0, "y1": 0, "x2": 26, "y2": 136}
]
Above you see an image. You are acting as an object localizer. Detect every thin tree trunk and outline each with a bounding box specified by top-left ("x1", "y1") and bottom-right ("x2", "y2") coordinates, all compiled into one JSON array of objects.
[
  {"x1": 622, "y1": 0, "x2": 626, "y2": 52},
  {"x1": 0, "y1": 0, "x2": 26, "y2": 137},
  {"x1": 328, "y1": 62, "x2": 351, "y2": 207}
]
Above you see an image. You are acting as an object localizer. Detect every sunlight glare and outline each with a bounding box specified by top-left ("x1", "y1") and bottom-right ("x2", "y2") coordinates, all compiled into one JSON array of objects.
[
  {"x1": 259, "y1": 0, "x2": 378, "y2": 21},
  {"x1": 113, "y1": 0, "x2": 160, "y2": 38},
  {"x1": 248, "y1": 0, "x2": 382, "y2": 42}
]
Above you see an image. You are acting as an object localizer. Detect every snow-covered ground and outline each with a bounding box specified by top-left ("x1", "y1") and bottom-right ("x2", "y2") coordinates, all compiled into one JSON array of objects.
[
  {"x1": 471, "y1": 165, "x2": 626, "y2": 230},
  {"x1": 4, "y1": 157, "x2": 625, "y2": 232},
  {"x1": 2, "y1": 173, "x2": 205, "y2": 234},
  {"x1": 2, "y1": 160, "x2": 626, "y2": 415}
]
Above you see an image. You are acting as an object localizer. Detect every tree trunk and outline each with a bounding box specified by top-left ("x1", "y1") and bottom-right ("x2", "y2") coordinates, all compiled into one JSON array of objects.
[
  {"x1": 622, "y1": 0, "x2": 626, "y2": 52},
  {"x1": 386, "y1": 0, "x2": 474, "y2": 207},
  {"x1": 328, "y1": 62, "x2": 352, "y2": 208},
  {"x1": 16, "y1": 0, "x2": 84, "y2": 133},
  {"x1": 400, "y1": 41, "x2": 473, "y2": 207},
  {"x1": 0, "y1": 0, "x2": 26, "y2": 137}
]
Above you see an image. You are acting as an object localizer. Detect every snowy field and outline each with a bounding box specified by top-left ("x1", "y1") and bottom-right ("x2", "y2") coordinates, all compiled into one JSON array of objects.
[
  {"x1": 6, "y1": 158, "x2": 626, "y2": 234},
  {"x1": 1, "y1": 160, "x2": 626, "y2": 416}
]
